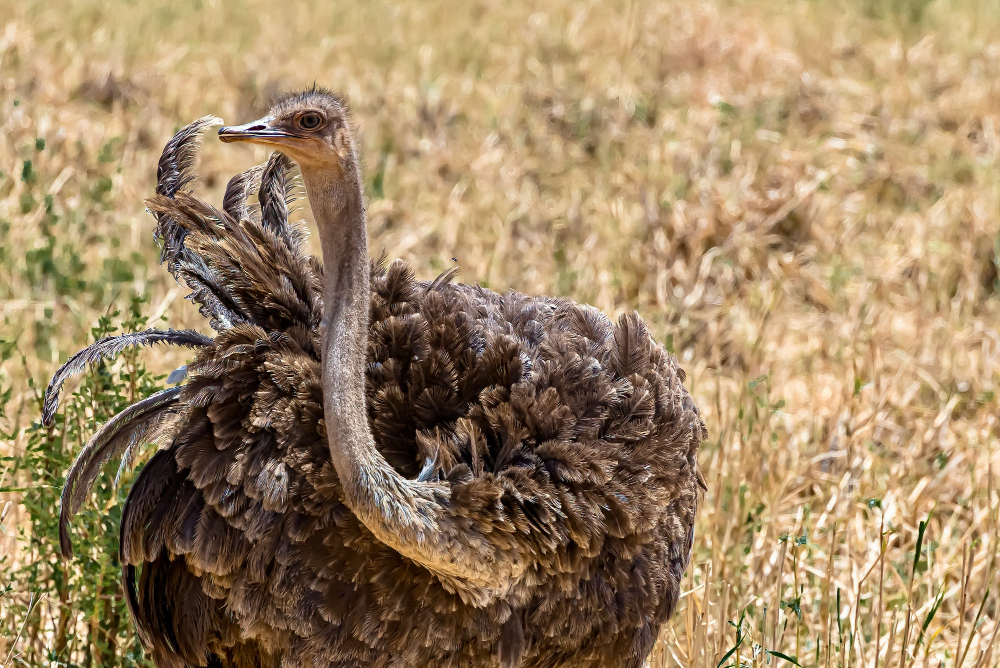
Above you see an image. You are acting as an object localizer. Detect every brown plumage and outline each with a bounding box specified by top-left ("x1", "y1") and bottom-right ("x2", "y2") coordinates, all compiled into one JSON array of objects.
[{"x1": 46, "y1": 89, "x2": 708, "y2": 668}]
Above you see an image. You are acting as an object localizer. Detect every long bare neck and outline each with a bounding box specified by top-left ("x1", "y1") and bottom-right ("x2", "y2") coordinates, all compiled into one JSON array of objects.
[
  {"x1": 302, "y1": 155, "x2": 520, "y2": 603},
  {"x1": 307, "y1": 164, "x2": 370, "y2": 431},
  {"x1": 304, "y1": 162, "x2": 384, "y2": 514}
]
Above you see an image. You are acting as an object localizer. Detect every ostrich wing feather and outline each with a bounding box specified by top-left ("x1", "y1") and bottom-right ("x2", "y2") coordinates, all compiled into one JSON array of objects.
[
  {"x1": 152, "y1": 115, "x2": 223, "y2": 266},
  {"x1": 59, "y1": 386, "x2": 183, "y2": 558},
  {"x1": 155, "y1": 116, "x2": 222, "y2": 198},
  {"x1": 145, "y1": 121, "x2": 319, "y2": 335},
  {"x1": 43, "y1": 328, "x2": 211, "y2": 426},
  {"x1": 258, "y1": 151, "x2": 299, "y2": 247},
  {"x1": 222, "y1": 163, "x2": 265, "y2": 221},
  {"x1": 151, "y1": 115, "x2": 257, "y2": 333}
]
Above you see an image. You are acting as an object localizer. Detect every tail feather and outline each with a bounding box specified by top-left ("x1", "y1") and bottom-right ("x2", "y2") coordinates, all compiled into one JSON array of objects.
[{"x1": 43, "y1": 328, "x2": 211, "y2": 426}]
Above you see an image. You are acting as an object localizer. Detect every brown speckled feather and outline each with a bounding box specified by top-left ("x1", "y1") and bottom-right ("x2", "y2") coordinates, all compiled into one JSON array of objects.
[{"x1": 54, "y1": 117, "x2": 707, "y2": 668}]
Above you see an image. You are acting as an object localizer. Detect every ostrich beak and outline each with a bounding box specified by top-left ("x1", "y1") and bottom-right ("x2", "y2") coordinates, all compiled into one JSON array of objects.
[{"x1": 218, "y1": 117, "x2": 297, "y2": 145}]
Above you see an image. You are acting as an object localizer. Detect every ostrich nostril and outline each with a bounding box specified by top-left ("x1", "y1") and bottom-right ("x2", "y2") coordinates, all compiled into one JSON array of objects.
[{"x1": 247, "y1": 124, "x2": 267, "y2": 132}]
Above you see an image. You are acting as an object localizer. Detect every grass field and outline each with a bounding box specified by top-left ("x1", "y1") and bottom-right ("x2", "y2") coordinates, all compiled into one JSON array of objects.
[{"x1": 2, "y1": 0, "x2": 1000, "y2": 665}]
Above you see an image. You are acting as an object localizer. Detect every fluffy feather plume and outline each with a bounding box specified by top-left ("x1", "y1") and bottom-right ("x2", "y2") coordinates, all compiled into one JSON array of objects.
[{"x1": 43, "y1": 328, "x2": 211, "y2": 426}]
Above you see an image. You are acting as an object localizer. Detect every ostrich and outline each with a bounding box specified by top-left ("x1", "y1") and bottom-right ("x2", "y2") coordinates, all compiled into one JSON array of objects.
[{"x1": 45, "y1": 88, "x2": 707, "y2": 668}]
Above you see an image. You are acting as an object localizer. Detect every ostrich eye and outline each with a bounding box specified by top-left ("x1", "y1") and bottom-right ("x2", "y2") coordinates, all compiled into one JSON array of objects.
[{"x1": 299, "y1": 112, "x2": 323, "y2": 130}]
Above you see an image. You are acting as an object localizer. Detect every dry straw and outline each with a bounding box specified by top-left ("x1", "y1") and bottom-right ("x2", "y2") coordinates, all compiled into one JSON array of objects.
[{"x1": 1, "y1": 0, "x2": 999, "y2": 665}]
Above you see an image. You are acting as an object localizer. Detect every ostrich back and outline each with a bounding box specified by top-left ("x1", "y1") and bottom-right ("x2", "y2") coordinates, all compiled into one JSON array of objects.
[{"x1": 51, "y1": 118, "x2": 707, "y2": 668}]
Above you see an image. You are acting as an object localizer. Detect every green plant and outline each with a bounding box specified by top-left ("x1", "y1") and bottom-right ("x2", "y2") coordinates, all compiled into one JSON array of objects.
[{"x1": 1, "y1": 297, "x2": 159, "y2": 667}]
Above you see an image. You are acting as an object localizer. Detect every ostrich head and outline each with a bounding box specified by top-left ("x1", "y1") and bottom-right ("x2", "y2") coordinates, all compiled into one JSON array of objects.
[{"x1": 219, "y1": 88, "x2": 357, "y2": 173}]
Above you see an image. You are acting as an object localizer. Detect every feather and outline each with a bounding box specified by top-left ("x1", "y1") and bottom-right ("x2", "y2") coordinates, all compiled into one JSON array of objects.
[
  {"x1": 497, "y1": 612, "x2": 525, "y2": 668},
  {"x1": 148, "y1": 115, "x2": 253, "y2": 334},
  {"x1": 416, "y1": 455, "x2": 438, "y2": 483},
  {"x1": 223, "y1": 164, "x2": 265, "y2": 221},
  {"x1": 113, "y1": 409, "x2": 182, "y2": 491},
  {"x1": 152, "y1": 115, "x2": 223, "y2": 267},
  {"x1": 166, "y1": 365, "x2": 188, "y2": 384},
  {"x1": 59, "y1": 386, "x2": 183, "y2": 558},
  {"x1": 172, "y1": 257, "x2": 245, "y2": 331},
  {"x1": 610, "y1": 312, "x2": 651, "y2": 378},
  {"x1": 155, "y1": 116, "x2": 223, "y2": 198},
  {"x1": 122, "y1": 564, "x2": 146, "y2": 646},
  {"x1": 427, "y1": 266, "x2": 460, "y2": 291},
  {"x1": 43, "y1": 328, "x2": 211, "y2": 425},
  {"x1": 258, "y1": 152, "x2": 295, "y2": 245}
]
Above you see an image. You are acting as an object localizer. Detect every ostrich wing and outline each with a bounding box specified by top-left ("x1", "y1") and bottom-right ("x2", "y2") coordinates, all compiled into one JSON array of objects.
[
  {"x1": 54, "y1": 127, "x2": 323, "y2": 560},
  {"x1": 148, "y1": 116, "x2": 320, "y2": 335},
  {"x1": 153, "y1": 118, "x2": 308, "y2": 331}
]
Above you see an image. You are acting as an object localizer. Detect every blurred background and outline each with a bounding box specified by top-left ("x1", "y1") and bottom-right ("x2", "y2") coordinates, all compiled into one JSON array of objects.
[{"x1": 1, "y1": 0, "x2": 999, "y2": 665}]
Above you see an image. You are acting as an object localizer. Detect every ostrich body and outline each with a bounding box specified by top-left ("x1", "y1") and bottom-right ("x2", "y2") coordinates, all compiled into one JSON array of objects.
[{"x1": 47, "y1": 89, "x2": 707, "y2": 668}]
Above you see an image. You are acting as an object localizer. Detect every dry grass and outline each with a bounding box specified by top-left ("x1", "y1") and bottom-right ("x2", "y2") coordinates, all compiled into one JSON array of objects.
[{"x1": 2, "y1": 0, "x2": 1000, "y2": 665}]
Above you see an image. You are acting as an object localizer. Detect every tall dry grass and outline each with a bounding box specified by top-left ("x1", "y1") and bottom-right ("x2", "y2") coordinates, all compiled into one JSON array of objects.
[{"x1": 1, "y1": 0, "x2": 999, "y2": 665}]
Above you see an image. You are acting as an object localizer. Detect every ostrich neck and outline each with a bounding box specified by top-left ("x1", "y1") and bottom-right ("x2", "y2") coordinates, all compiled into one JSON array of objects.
[
  {"x1": 306, "y1": 166, "x2": 370, "y2": 431},
  {"x1": 302, "y1": 162, "x2": 519, "y2": 601},
  {"x1": 304, "y1": 165, "x2": 381, "y2": 509}
]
